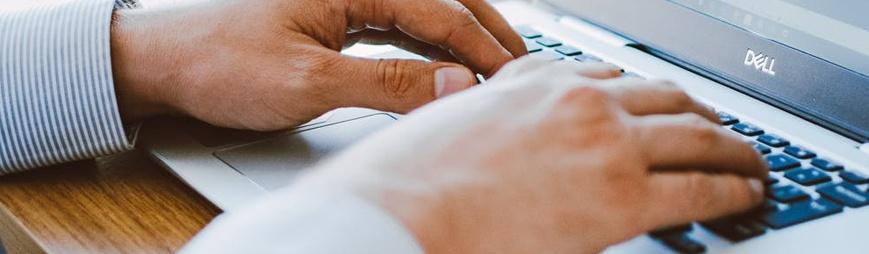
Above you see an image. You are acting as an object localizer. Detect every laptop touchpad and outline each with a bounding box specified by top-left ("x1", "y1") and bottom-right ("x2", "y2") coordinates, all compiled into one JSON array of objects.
[{"x1": 214, "y1": 113, "x2": 396, "y2": 191}]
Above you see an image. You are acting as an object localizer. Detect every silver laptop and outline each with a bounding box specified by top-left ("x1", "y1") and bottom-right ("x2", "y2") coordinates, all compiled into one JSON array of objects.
[{"x1": 141, "y1": 0, "x2": 869, "y2": 253}]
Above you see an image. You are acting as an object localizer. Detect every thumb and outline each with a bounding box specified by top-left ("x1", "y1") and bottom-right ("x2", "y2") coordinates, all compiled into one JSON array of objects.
[{"x1": 338, "y1": 56, "x2": 476, "y2": 113}]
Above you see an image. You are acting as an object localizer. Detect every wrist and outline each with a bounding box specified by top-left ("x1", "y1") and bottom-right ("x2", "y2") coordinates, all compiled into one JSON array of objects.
[{"x1": 110, "y1": 9, "x2": 178, "y2": 123}]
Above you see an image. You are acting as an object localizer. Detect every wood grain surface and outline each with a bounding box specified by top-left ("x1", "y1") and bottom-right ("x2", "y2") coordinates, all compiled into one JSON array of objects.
[{"x1": 0, "y1": 150, "x2": 220, "y2": 253}]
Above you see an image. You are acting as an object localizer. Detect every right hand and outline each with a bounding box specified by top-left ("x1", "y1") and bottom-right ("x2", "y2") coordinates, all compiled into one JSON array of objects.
[{"x1": 304, "y1": 57, "x2": 769, "y2": 253}]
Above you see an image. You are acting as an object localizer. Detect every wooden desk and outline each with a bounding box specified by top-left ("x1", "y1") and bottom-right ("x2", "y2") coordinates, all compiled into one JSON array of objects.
[{"x1": 0, "y1": 150, "x2": 220, "y2": 253}]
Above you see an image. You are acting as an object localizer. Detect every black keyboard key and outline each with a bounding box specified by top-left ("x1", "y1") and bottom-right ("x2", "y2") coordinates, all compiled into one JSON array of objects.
[
  {"x1": 700, "y1": 216, "x2": 765, "y2": 242},
  {"x1": 761, "y1": 198, "x2": 842, "y2": 229},
  {"x1": 515, "y1": 26, "x2": 542, "y2": 39},
  {"x1": 766, "y1": 154, "x2": 801, "y2": 171},
  {"x1": 716, "y1": 112, "x2": 739, "y2": 125},
  {"x1": 784, "y1": 167, "x2": 831, "y2": 186},
  {"x1": 811, "y1": 158, "x2": 843, "y2": 172},
  {"x1": 784, "y1": 146, "x2": 816, "y2": 159},
  {"x1": 535, "y1": 37, "x2": 562, "y2": 47},
  {"x1": 817, "y1": 183, "x2": 869, "y2": 208},
  {"x1": 751, "y1": 142, "x2": 772, "y2": 155},
  {"x1": 765, "y1": 175, "x2": 778, "y2": 185},
  {"x1": 731, "y1": 123, "x2": 764, "y2": 136},
  {"x1": 649, "y1": 224, "x2": 692, "y2": 238},
  {"x1": 534, "y1": 50, "x2": 564, "y2": 61},
  {"x1": 757, "y1": 134, "x2": 790, "y2": 147},
  {"x1": 840, "y1": 170, "x2": 869, "y2": 184},
  {"x1": 767, "y1": 185, "x2": 809, "y2": 203},
  {"x1": 525, "y1": 40, "x2": 543, "y2": 53},
  {"x1": 554, "y1": 45, "x2": 582, "y2": 56},
  {"x1": 657, "y1": 234, "x2": 706, "y2": 254}
]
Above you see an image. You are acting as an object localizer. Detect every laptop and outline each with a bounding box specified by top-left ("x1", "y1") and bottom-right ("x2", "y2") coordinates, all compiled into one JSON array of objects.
[{"x1": 140, "y1": 0, "x2": 869, "y2": 253}]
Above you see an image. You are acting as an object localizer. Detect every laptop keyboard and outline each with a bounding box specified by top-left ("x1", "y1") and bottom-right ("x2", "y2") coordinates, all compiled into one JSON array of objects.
[
  {"x1": 516, "y1": 26, "x2": 869, "y2": 253},
  {"x1": 518, "y1": 26, "x2": 643, "y2": 78}
]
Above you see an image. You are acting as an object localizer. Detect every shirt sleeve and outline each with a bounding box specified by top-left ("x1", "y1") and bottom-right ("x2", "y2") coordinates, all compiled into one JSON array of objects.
[
  {"x1": 0, "y1": 0, "x2": 133, "y2": 174},
  {"x1": 180, "y1": 186, "x2": 425, "y2": 254}
]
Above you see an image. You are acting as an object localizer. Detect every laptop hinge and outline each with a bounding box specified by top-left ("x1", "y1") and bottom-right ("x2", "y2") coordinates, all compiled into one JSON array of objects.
[
  {"x1": 558, "y1": 16, "x2": 635, "y2": 47},
  {"x1": 860, "y1": 143, "x2": 869, "y2": 155}
]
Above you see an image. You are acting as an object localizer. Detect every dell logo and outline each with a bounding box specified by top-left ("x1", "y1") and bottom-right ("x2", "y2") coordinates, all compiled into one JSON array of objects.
[{"x1": 744, "y1": 49, "x2": 776, "y2": 76}]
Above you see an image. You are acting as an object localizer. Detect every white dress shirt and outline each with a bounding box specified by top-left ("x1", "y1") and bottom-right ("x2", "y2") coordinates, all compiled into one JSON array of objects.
[
  {"x1": 0, "y1": 0, "x2": 425, "y2": 252},
  {"x1": 182, "y1": 185, "x2": 424, "y2": 254}
]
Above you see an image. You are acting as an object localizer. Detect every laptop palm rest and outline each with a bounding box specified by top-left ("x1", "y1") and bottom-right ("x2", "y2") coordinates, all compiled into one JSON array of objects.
[{"x1": 214, "y1": 113, "x2": 396, "y2": 191}]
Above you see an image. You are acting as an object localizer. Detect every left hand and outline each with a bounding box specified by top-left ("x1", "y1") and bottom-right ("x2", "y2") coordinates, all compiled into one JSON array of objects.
[{"x1": 111, "y1": 0, "x2": 526, "y2": 130}]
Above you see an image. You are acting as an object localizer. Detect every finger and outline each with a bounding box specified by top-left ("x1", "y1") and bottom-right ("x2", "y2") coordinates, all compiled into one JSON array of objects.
[
  {"x1": 487, "y1": 55, "x2": 552, "y2": 82},
  {"x1": 487, "y1": 56, "x2": 622, "y2": 84},
  {"x1": 552, "y1": 61, "x2": 623, "y2": 79},
  {"x1": 348, "y1": 30, "x2": 459, "y2": 62},
  {"x1": 454, "y1": 0, "x2": 527, "y2": 58},
  {"x1": 645, "y1": 173, "x2": 764, "y2": 230},
  {"x1": 637, "y1": 113, "x2": 768, "y2": 178},
  {"x1": 599, "y1": 79, "x2": 719, "y2": 123},
  {"x1": 346, "y1": 0, "x2": 515, "y2": 76},
  {"x1": 329, "y1": 54, "x2": 476, "y2": 113}
]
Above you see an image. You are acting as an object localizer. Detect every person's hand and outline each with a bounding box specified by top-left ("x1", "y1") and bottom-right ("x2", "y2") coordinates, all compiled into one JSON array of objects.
[
  {"x1": 110, "y1": 0, "x2": 526, "y2": 129},
  {"x1": 301, "y1": 57, "x2": 768, "y2": 253}
]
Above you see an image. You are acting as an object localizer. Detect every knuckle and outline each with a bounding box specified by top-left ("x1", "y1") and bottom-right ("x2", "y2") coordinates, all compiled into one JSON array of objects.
[
  {"x1": 556, "y1": 86, "x2": 621, "y2": 124},
  {"x1": 559, "y1": 86, "x2": 610, "y2": 109},
  {"x1": 567, "y1": 85, "x2": 610, "y2": 102},
  {"x1": 687, "y1": 125, "x2": 722, "y2": 150},
  {"x1": 438, "y1": 2, "x2": 480, "y2": 44},
  {"x1": 375, "y1": 59, "x2": 414, "y2": 99},
  {"x1": 450, "y1": 3, "x2": 478, "y2": 27},
  {"x1": 355, "y1": 0, "x2": 390, "y2": 27}
]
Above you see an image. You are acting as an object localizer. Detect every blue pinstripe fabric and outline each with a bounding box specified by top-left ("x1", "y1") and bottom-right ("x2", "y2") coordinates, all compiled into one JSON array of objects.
[{"x1": 0, "y1": 0, "x2": 132, "y2": 174}]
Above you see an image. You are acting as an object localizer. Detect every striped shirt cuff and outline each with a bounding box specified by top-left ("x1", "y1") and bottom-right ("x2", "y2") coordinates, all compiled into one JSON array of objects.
[
  {"x1": 114, "y1": 0, "x2": 139, "y2": 9},
  {"x1": 1, "y1": 0, "x2": 132, "y2": 174}
]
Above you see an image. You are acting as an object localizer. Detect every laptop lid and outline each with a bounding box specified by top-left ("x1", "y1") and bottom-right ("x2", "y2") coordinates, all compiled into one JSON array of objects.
[{"x1": 545, "y1": 0, "x2": 869, "y2": 142}]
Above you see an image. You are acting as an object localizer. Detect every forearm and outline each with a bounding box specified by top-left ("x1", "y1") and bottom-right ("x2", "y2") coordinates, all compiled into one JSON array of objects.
[{"x1": 181, "y1": 180, "x2": 425, "y2": 254}]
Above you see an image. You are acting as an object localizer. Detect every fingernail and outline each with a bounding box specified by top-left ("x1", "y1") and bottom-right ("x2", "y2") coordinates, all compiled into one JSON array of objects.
[
  {"x1": 748, "y1": 178, "x2": 764, "y2": 195},
  {"x1": 435, "y1": 67, "x2": 474, "y2": 98}
]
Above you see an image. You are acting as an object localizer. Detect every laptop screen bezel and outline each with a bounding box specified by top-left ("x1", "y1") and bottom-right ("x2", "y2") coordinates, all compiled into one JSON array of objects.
[{"x1": 545, "y1": 0, "x2": 869, "y2": 142}]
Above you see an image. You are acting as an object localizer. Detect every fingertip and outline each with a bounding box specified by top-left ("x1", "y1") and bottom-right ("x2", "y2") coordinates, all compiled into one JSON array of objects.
[
  {"x1": 435, "y1": 66, "x2": 475, "y2": 98},
  {"x1": 747, "y1": 178, "x2": 764, "y2": 202},
  {"x1": 510, "y1": 47, "x2": 529, "y2": 58},
  {"x1": 649, "y1": 173, "x2": 765, "y2": 225},
  {"x1": 566, "y1": 62, "x2": 623, "y2": 79},
  {"x1": 596, "y1": 62, "x2": 624, "y2": 78},
  {"x1": 737, "y1": 139, "x2": 770, "y2": 179},
  {"x1": 505, "y1": 34, "x2": 529, "y2": 59},
  {"x1": 496, "y1": 27, "x2": 526, "y2": 58}
]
